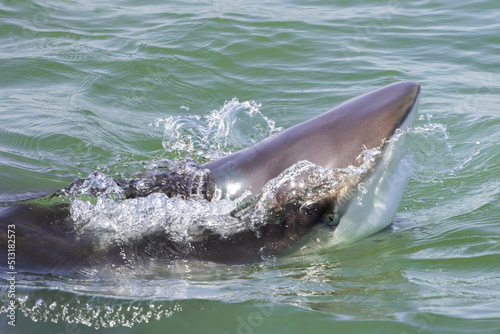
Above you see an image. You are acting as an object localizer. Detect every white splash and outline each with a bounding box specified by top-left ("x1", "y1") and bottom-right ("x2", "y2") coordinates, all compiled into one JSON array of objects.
[{"x1": 152, "y1": 98, "x2": 282, "y2": 162}]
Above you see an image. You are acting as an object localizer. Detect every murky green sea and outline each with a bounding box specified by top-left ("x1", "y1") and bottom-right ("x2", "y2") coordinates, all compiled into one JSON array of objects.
[{"x1": 1, "y1": 0, "x2": 500, "y2": 333}]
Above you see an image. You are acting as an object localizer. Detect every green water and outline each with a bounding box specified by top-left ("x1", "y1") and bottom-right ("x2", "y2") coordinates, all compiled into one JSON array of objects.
[{"x1": 1, "y1": 0, "x2": 500, "y2": 333}]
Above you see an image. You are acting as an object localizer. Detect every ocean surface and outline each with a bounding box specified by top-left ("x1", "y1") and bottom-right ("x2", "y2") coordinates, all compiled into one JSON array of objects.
[{"x1": 1, "y1": 0, "x2": 499, "y2": 333}]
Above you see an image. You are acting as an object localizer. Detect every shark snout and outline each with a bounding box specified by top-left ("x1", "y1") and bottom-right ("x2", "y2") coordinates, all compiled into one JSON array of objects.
[{"x1": 204, "y1": 81, "x2": 421, "y2": 196}]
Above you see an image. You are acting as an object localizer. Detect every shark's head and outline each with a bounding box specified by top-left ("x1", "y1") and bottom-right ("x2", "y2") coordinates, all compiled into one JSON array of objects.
[{"x1": 204, "y1": 81, "x2": 421, "y2": 255}]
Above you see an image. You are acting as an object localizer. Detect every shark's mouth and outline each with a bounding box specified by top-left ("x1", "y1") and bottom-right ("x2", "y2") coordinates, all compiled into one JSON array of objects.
[{"x1": 333, "y1": 94, "x2": 420, "y2": 244}]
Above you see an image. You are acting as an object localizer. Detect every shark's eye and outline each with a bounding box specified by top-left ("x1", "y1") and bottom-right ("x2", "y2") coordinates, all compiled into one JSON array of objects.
[{"x1": 323, "y1": 213, "x2": 339, "y2": 226}]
